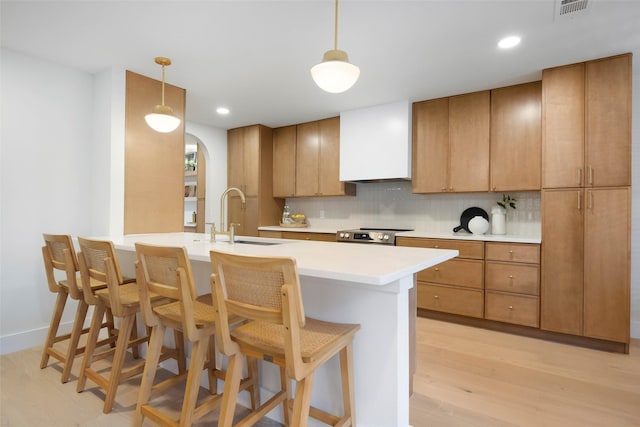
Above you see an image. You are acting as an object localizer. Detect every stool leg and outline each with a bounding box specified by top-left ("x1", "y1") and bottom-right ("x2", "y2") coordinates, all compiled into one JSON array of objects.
[
  {"x1": 180, "y1": 337, "x2": 209, "y2": 427},
  {"x1": 61, "y1": 299, "x2": 89, "y2": 383},
  {"x1": 217, "y1": 352, "x2": 244, "y2": 427},
  {"x1": 133, "y1": 323, "x2": 166, "y2": 427},
  {"x1": 130, "y1": 315, "x2": 141, "y2": 359},
  {"x1": 247, "y1": 357, "x2": 260, "y2": 410},
  {"x1": 40, "y1": 291, "x2": 68, "y2": 369},
  {"x1": 103, "y1": 313, "x2": 136, "y2": 413},
  {"x1": 279, "y1": 366, "x2": 291, "y2": 426},
  {"x1": 174, "y1": 329, "x2": 187, "y2": 375},
  {"x1": 206, "y1": 335, "x2": 217, "y2": 395},
  {"x1": 340, "y1": 343, "x2": 356, "y2": 425},
  {"x1": 76, "y1": 303, "x2": 106, "y2": 393},
  {"x1": 291, "y1": 373, "x2": 314, "y2": 427}
]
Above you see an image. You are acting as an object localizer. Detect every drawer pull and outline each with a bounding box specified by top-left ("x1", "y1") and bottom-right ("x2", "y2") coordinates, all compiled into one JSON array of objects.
[
  {"x1": 434, "y1": 268, "x2": 439, "y2": 271},
  {"x1": 434, "y1": 245, "x2": 439, "y2": 248},
  {"x1": 509, "y1": 250, "x2": 514, "y2": 254},
  {"x1": 508, "y1": 275, "x2": 514, "y2": 279},
  {"x1": 508, "y1": 305, "x2": 513, "y2": 310},
  {"x1": 433, "y1": 295, "x2": 439, "y2": 299}
]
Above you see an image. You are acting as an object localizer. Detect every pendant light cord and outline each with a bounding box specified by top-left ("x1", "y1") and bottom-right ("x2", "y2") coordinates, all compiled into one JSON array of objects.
[
  {"x1": 161, "y1": 64, "x2": 166, "y2": 106},
  {"x1": 334, "y1": 0, "x2": 339, "y2": 50}
]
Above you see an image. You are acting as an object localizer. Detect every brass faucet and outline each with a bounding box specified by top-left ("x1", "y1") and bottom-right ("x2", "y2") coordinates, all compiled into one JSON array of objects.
[{"x1": 212, "y1": 187, "x2": 246, "y2": 244}]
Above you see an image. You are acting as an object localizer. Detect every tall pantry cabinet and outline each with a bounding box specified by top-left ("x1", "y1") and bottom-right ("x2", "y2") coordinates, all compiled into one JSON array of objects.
[
  {"x1": 541, "y1": 54, "x2": 631, "y2": 348},
  {"x1": 227, "y1": 125, "x2": 283, "y2": 236}
]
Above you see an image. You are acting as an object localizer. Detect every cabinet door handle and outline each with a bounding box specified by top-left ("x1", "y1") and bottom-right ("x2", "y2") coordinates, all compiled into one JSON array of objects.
[
  {"x1": 433, "y1": 295, "x2": 439, "y2": 299},
  {"x1": 588, "y1": 191, "x2": 593, "y2": 210},
  {"x1": 577, "y1": 191, "x2": 582, "y2": 210},
  {"x1": 508, "y1": 305, "x2": 514, "y2": 310},
  {"x1": 508, "y1": 275, "x2": 514, "y2": 279},
  {"x1": 588, "y1": 166, "x2": 594, "y2": 186},
  {"x1": 434, "y1": 267, "x2": 440, "y2": 271},
  {"x1": 577, "y1": 168, "x2": 582, "y2": 186}
]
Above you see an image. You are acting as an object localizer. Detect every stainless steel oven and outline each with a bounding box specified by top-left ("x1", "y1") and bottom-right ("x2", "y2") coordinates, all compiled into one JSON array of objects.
[{"x1": 336, "y1": 228, "x2": 412, "y2": 246}]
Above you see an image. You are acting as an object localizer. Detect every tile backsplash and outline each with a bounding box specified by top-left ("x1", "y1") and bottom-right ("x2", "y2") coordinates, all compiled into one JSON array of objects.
[{"x1": 285, "y1": 181, "x2": 541, "y2": 237}]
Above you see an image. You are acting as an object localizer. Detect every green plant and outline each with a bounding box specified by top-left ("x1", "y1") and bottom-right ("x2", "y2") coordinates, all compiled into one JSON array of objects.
[{"x1": 497, "y1": 194, "x2": 517, "y2": 210}]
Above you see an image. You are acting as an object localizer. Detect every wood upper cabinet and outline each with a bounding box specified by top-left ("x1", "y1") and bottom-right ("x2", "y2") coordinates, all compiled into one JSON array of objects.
[
  {"x1": 541, "y1": 187, "x2": 630, "y2": 344},
  {"x1": 272, "y1": 125, "x2": 296, "y2": 198},
  {"x1": 295, "y1": 117, "x2": 355, "y2": 197},
  {"x1": 585, "y1": 55, "x2": 631, "y2": 187},
  {"x1": 412, "y1": 91, "x2": 490, "y2": 193},
  {"x1": 412, "y1": 98, "x2": 449, "y2": 193},
  {"x1": 227, "y1": 126, "x2": 259, "y2": 196},
  {"x1": 542, "y1": 54, "x2": 631, "y2": 188},
  {"x1": 491, "y1": 82, "x2": 541, "y2": 191}
]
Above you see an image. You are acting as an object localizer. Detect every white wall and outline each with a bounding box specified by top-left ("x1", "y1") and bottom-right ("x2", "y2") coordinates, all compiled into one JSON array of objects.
[
  {"x1": 1, "y1": 48, "x2": 95, "y2": 352},
  {"x1": 0, "y1": 49, "x2": 229, "y2": 354}
]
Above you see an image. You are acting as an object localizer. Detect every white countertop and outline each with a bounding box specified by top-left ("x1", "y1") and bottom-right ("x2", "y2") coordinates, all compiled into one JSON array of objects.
[
  {"x1": 103, "y1": 232, "x2": 458, "y2": 287},
  {"x1": 259, "y1": 226, "x2": 541, "y2": 244}
]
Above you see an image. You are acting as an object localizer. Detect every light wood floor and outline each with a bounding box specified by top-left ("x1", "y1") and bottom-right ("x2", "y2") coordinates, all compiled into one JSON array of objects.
[{"x1": 1, "y1": 318, "x2": 638, "y2": 426}]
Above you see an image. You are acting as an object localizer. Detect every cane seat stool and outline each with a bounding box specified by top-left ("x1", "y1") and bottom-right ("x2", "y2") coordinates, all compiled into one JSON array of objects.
[
  {"x1": 209, "y1": 250, "x2": 360, "y2": 427},
  {"x1": 40, "y1": 233, "x2": 115, "y2": 383},
  {"x1": 74, "y1": 237, "x2": 186, "y2": 413},
  {"x1": 133, "y1": 243, "x2": 259, "y2": 427}
]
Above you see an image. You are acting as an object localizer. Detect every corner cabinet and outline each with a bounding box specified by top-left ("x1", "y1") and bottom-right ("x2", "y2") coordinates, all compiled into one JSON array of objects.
[
  {"x1": 295, "y1": 117, "x2": 355, "y2": 197},
  {"x1": 227, "y1": 125, "x2": 283, "y2": 236},
  {"x1": 412, "y1": 91, "x2": 490, "y2": 193}
]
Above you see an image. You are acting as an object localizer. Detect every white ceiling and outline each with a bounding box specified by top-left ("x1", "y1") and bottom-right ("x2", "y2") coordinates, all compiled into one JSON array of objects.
[{"x1": 2, "y1": 0, "x2": 640, "y2": 130}]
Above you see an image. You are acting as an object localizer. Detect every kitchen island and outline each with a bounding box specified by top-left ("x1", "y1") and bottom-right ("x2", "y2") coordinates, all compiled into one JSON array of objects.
[{"x1": 102, "y1": 232, "x2": 457, "y2": 427}]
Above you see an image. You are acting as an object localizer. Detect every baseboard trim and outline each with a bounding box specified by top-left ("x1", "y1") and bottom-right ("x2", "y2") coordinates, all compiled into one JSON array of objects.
[
  {"x1": 0, "y1": 321, "x2": 74, "y2": 356},
  {"x1": 631, "y1": 319, "x2": 640, "y2": 339}
]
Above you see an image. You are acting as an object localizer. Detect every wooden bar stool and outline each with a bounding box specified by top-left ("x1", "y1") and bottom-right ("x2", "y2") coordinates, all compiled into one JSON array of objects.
[
  {"x1": 75, "y1": 237, "x2": 186, "y2": 413},
  {"x1": 209, "y1": 250, "x2": 360, "y2": 427},
  {"x1": 133, "y1": 243, "x2": 258, "y2": 427},
  {"x1": 40, "y1": 233, "x2": 114, "y2": 383}
]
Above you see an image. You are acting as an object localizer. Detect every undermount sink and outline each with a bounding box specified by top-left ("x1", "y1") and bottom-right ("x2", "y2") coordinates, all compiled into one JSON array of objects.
[{"x1": 232, "y1": 240, "x2": 281, "y2": 246}]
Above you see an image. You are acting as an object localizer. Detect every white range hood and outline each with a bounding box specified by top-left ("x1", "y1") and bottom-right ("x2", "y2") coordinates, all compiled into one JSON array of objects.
[{"x1": 339, "y1": 100, "x2": 411, "y2": 182}]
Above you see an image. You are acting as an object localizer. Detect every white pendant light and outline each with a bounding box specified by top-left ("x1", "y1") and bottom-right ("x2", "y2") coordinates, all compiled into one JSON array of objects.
[
  {"x1": 311, "y1": 0, "x2": 360, "y2": 93},
  {"x1": 145, "y1": 57, "x2": 181, "y2": 133}
]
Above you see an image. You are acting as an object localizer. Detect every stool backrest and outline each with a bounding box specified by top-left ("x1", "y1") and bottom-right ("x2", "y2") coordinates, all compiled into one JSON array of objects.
[
  {"x1": 77, "y1": 237, "x2": 126, "y2": 315},
  {"x1": 135, "y1": 243, "x2": 198, "y2": 337},
  {"x1": 209, "y1": 250, "x2": 305, "y2": 356},
  {"x1": 42, "y1": 233, "x2": 80, "y2": 298}
]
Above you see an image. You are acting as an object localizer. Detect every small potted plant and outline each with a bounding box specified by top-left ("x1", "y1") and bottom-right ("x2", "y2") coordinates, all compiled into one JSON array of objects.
[{"x1": 492, "y1": 194, "x2": 516, "y2": 235}]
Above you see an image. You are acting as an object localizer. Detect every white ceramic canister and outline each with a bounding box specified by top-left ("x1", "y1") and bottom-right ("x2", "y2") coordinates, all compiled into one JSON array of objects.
[{"x1": 491, "y1": 206, "x2": 506, "y2": 235}]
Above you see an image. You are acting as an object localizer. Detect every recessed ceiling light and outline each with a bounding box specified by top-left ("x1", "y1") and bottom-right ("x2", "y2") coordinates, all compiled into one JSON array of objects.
[
  {"x1": 216, "y1": 107, "x2": 230, "y2": 115},
  {"x1": 498, "y1": 36, "x2": 521, "y2": 49}
]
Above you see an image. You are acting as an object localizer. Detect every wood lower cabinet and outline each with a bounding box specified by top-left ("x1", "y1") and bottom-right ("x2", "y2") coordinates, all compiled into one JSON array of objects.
[
  {"x1": 295, "y1": 117, "x2": 356, "y2": 197},
  {"x1": 541, "y1": 187, "x2": 630, "y2": 344},
  {"x1": 258, "y1": 230, "x2": 336, "y2": 242},
  {"x1": 417, "y1": 284, "x2": 483, "y2": 318},
  {"x1": 485, "y1": 242, "x2": 540, "y2": 328},
  {"x1": 542, "y1": 54, "x2": 631, "y2": 188},
  {"x1": 490, "y1": 81, "x2": 542, "y2": 191},
  {"x1": 412, "y1": 91, "x2": 490, "y2": 194},
  {"x1": 397, "y1": 237, "x2": 485, "y2": 318}
]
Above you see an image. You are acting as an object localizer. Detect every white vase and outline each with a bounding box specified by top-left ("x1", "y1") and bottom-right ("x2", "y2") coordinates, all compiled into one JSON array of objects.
[{"x1": 491, "y1": 207, "x2": 506, "y2": 235}]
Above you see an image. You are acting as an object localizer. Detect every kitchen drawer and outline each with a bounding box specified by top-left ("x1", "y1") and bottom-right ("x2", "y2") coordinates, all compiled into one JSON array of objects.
[
  {"x1": 485, "y1": 242, "x2": 540, "y2": 264},
  {"x1": 417, "y1": 283, "x2": 484, "y2": 318},
  {"x1": 259, "y1": 230, "x2": 282, "y2": 239},
  {"x1": 396, "y1": 237, "x2": 484, "y2": 260},
  {"x1": 282, "y1": 231, "x2": 336, "y2": 242},
  {"x1": 417, "y1": 258, "x2": 484, "y2": 289},
  {"x1": 485, "y1": 261, "x2": 539, "y2": 295},
  {"x1": 485, "y1": 291, "x2": 539, "y2": 327}
]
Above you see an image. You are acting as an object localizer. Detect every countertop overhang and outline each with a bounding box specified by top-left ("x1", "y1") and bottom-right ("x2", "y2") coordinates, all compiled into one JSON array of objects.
[{"x1": 101, "y1": 232, "x2": 458, "y2": 288}]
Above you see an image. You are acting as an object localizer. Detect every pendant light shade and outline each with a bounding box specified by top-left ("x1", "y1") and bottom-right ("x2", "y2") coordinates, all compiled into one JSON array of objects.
[
  {"x1": 145, "y1": 57, "x2": 181, "y2": 133},
  {"x1": 311, "y1": 0, "x2": 360, "y2": 93}
]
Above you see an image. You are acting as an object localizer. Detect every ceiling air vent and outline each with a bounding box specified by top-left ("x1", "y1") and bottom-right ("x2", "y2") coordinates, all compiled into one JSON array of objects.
[{"x1": 555, "y1": 0, "x2": 590, "y2": 20}]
